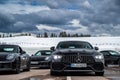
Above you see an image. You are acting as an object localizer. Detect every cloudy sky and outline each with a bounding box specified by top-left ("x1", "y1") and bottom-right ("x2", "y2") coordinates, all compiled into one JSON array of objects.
[{"x1": 0, "y1": 0, "x2": 120, "y2": 36}]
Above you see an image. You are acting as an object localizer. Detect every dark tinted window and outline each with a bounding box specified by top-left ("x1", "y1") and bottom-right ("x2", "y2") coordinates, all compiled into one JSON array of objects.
[
  {"x1": 101, "y1": 51, "x2": 120, "y2": 56},
  {"x1": 35, "y1": 51, "x2": 52, "y2": 56},
  {"x1": 56, "y1": 41, "x2": 93, "y2": 49},
  {"x1": 100, "y1": 51, "x2": 110, "y2": 56},
  {"x1": 0, "y1": 45, "x2": 17, "y2": 53},
  {"x1": 109, "y1": 51, "x2": 120, "y2": 55}
]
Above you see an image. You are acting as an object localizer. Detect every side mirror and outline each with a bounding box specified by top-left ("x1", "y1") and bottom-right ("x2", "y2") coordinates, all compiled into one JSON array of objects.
[
  {"x1": 21, "y1": 51, "x2": 26, "y2": 54},
  {"x1": 50, "y1": 46, "x2": 55, "y2": 51},
  {"x1": 94, "y1": 47, "x2": 99, "y2": 50}
]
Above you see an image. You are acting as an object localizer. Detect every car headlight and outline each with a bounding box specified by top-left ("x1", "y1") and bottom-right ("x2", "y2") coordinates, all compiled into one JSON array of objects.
[
  {"x1": 6, "y1": 54, "x2": 15, "y2": 60},
  {"x1": 95, "y1": 54, "x2": 104, "y2": 60},
  {"x1": 53, "y1": 55, "x2": 62, "y2": 60},
  {"x1": 94, "y1": 54, "x2": 104, "y2": 63},
  {"x1": 45, "y1": 57, "x2": 49, "y2": 61}
]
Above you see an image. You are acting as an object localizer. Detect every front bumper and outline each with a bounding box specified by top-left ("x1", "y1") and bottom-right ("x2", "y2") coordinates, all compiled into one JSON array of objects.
[
  {"x1": 51, "y1": 62, "x2": 104, "y2": 73},
  {"x1": 0, "y1": 61, "x2": 17, "y2": 71},
  {"x1": 31, "y1": 61, "x2": 50, "y2": 68}
]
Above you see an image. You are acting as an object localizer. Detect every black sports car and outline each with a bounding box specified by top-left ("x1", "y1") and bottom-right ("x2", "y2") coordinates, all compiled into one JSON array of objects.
[
  {"x1": 0, "y1": 44, "x2": 30, "y2": 73},
  {"x1": 50, "y1": 41, "x2": 104, "y2": 76},
  {"x1": 31, "y1": 50, "x2": 53, "y2": 68},
  {"x1": 100, "y1": 50, "x2": 120, "y2": 67}
]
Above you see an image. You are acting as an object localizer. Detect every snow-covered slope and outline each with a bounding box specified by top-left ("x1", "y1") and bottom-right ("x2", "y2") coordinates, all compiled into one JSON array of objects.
[{"x1": 0, "y1": 36, "x2": 120, "y2": 55}]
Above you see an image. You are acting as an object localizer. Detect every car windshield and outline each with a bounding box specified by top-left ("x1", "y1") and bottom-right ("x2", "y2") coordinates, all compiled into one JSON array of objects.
[
  {"x1": 35, "y1": 51, "x2": 52, "y2": 56},
  {"x1": 56, "y1": 41, "x2": 93, "y2": 49},
  {"x1": 109, "y1": 51, "x2": 120, "y2": 55},
  {"x1": 0, "y1": 46, "x2": 16, "y2": 53}
]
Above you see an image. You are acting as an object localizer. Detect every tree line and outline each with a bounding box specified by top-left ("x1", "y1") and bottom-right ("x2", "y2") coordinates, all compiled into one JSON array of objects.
[
  {"x1": 0, "y1": 32, "x2": 91, "y2": 38},
  {"x1": 37, "y1": 32, "x2": 91, "y2": 37}
]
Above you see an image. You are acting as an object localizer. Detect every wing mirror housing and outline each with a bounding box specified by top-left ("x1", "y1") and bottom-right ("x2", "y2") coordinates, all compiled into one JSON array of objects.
[
  {"x1": 50, "y1": 46, "x2": 55, "y2": 51},
  {"x1": 31, "y1": 54, "x2": 34, "y2": 56},
  {"x1": 21, "y1": 51, "x2": 26, "y2": 54},
  {"x1": 94, "y1": 47, "x2": 99, "y2": 50}
]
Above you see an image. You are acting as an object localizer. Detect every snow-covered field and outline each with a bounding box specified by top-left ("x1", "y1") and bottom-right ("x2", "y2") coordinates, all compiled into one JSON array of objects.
[{"x1": 0, "y1": 36, "x2": 120, "y2": 55}]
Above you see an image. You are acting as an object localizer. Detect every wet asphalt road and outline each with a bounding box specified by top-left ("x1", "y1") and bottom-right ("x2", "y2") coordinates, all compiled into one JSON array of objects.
[
  {"x1": 21, "y1": 67, "x2": 120, "y2": 80},
  {"x1": 105, "y1": 67, "x2": 120, "y2": 80},
  {"x1": 0, "y1": 67, "x2": 120, "y2": 80}
]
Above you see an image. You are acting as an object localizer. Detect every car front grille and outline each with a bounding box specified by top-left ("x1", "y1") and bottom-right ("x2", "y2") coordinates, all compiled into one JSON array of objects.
[
  {"x1": 0, "y1": 56, "x2": 7, "y2": 61},
  {"x1": 61, "y1": 55, "x2": 95, "y2": 63}
]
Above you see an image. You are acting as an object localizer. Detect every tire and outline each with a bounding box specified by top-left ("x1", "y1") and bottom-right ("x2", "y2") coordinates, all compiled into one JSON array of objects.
[
  {"x1": 50, "y1": 64, "x2": 58, "y2": 75},
  {"x1": 118, "y1": 60, "x2": 120, "y2": 67},
  {"x1": 95, "y1": 72, "x2": 104, "y2": 76},
  {"x1": 14, "y1": 59, "x2": 21, "y2": 74},
  {"x1": 24, "y1": 60, "x2": 30, "y2": 71},
  {"x1": 50, "y1": 70, "x2": 62, "y2": 76},
  {"x1": 50, "y1": 70, "x2": 56, "y2": 75},
  {"x1": 105, "y1": 63, "x2": 108, "y2": 67}
]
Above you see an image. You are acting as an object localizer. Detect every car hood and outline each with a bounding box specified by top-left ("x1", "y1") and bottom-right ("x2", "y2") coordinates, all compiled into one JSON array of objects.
[
  {"x1": 0, "y1": 52, "x2": 17, "y2": 56},
  {"x1": 0, "y1": 52, "x2": 10, "y2": 55},
  {"x1": 0, "y1": 52, "x2": 17, "y2": 60},
  {"x1": 53, "y1": 48, "x2": 98, "y2": 55}
]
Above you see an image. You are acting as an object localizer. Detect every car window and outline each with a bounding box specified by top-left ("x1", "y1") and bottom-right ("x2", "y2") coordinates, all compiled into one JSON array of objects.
[
  {"x1": 100, "y1": 51, "x2": 110, "y2": 56},
  {"x1": 35, "y1": 51, "x2": 52, "y2": 56},
  {"x1": 0, "y1": 46, "x2": 16, "y2": 53},
  {"x1": 3, "y1": 48, "x2": 14, "y2": 52},
  {"x1": 109, "y1": 51, "x2": 120, "y2": 55},
  {"x1": 44, "y1": 51, "x2": 52, "y2": 55},
  {"x1": 57, "y1": 42, "x2": 93, "y2": 49},
  {"x1": 35, "y1": 52, "x2": 42, "y2": 56}
]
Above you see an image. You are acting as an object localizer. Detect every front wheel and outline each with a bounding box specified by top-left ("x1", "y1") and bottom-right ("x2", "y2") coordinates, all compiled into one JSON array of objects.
[
  {"x1": 95, "y1": 72, "x2": 104, "y2": 76},
  {"x1": 14, "y1": 60, "x2": 21, "y2": 74},
  {"x1": 24, "y1": 61, "x2": 30, "y2": 71},
  {"x1": 105, "y1": 63, "x2": 108, "y2": 67},
  {"x1": 50, "y1": 70, "x2": 56, "y2": 75},
  {"x1": 118, "y1": 60, "x2": 120, "y2": 67}
]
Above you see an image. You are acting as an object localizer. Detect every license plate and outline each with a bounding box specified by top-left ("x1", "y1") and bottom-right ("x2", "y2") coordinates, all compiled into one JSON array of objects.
[
  {"x1": 31, "y1": 62, "x2": 39, "y2": 64},
  {"x1": 71, "y1": 63, "x2": 87, "y2": 68}
]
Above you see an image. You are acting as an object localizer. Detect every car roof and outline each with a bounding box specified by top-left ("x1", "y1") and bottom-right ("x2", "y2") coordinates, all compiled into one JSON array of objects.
[
  {"x1": 37, "y1": 50, "x2": 53, "y2": 52},
  {"x1": 0, "y1": 44, "x2": 20, "y2": 47},
  {"x1": 100, "y1": 50, "x2": 117, "y2": 52},
  {"x1": 59, "y1": 40, "x2": 89, "y2": 43}
]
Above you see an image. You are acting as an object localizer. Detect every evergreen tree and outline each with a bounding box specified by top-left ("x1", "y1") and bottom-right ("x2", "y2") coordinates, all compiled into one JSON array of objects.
[
  {"x1": 59, "y1": 32, "x2": 62, "y2": 37},
  {"x1": 54, "y1": 33, "x2": 57, "y2": 37},
  {"x1": 80, "y1": 34, "x2": 84, "y2": 37},
  {"x1": 25, "y1": 33, "x2": 27, "y2": 36},
  {"x1": 50, "y1": 33, "x2": 58, "y2": 37},
  {"x1": 9, "y1": 34, "x2": 12, "y2": 37},
  {"x1": 44, "y1": 32, "x2": 48, "y2": 37},
  {"x1": 50, "y1": 33, "x2": 54, "y2": 37},
  {"x1": 63, "y1": 32, "x2": 67, "y2": 37},
  {"x1": 59, "y1": 32, "x2": 67, "y2": 37},
  {"x1": 67, "y1": 33, "x2": 71, "y2": 37},
  {"x1": 28, "y1": 33, "x2": 31, "y2": 36},
  {"x1": 2, "y1": 34, "x2": 5, "y2": 38},
  {"x1": 74, "y1": 33, "x2": 79, "y2": 37},
  {"x1": 37, "y1": 33, "x2": 41, "y2": 38}
]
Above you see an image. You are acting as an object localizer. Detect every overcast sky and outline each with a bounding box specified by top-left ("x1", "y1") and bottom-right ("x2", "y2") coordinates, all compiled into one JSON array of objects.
[{"x1": 0, "y1": 0, "x2": 120, "y2": 36}]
